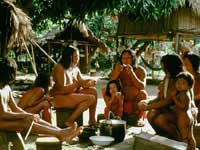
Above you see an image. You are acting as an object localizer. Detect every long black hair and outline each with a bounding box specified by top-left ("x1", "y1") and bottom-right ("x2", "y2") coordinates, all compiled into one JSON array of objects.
[
  {"x1": 59, "y1": 46, "x2": 78, "y2": 69},
  {"x1": 105, "y1": 80, "x2": 122, "y2": 97},
  {"x1": 183, "y1": 52, "x2": 200, "y2": 72},
  {"x1": 34, "y1": 72, "x2": 50, "y2": 93},
  {"x1": 0, "y1": 57, "x2": 17, "y2": 86},
  {"x1": 119, "y1": 49, "x2": 137, "y2": 68},
  {"x1": 161, "y1": 54, "x2": 184, "y2": 79}
]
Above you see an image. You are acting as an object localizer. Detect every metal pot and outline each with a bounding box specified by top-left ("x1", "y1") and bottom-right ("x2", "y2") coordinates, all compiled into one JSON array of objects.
[
  {"x1": 99, "y1": 119, "x2": 126, "y2": 143},
  {"x1": 79, "y1": 126, "x2": 96, "y2": 142}
]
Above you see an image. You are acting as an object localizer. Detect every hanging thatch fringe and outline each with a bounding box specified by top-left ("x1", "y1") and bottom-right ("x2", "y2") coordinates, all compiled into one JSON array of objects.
[
  {"x1": 4, "y1": 0, "x2": 33, "y2": 49},
  {"x1": 30, "y1": 39, "x2": 57, "y2": 65}
]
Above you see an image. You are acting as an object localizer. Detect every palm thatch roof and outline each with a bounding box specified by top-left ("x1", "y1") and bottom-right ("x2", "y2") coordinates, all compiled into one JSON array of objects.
[
  {"x1": 117, "y1": 7, "x2": 200, "y2": 41},
  {"x1": 0, "y1": 0, "x2": 33, "y2": 56},
  {"x1": 189, "y1": 0, "x2": 200, "y2": 15},
  {"x1": 38, "y1": 22, "x2": 110, "y2": 53}
]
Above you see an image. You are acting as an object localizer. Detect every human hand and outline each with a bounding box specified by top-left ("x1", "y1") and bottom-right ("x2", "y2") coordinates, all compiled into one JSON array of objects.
[
  {"x1": 124, "y1": 64, "x2": 133, "y2": 75},
  {"x1": 81, "y1": 79, "x2": 96, "y2": 88},
  {"x1": 43, "y1": 96, "x2": 53, "y2": 102},
  {"x1": 115, "y1": 92, "x2": 122, "y2": 99},
  {"x1": 25, "y1": 113, "x2": 40, "y2": 123},
  {"x1": 88, "y1": 79, "x2": 96, "y2": 87},
  {"x1": 138, "y1": 101, "x2": 148, "y2": 111},
  {"x1": 73, "y1": 80, "x2": 80, "y2": 90}
]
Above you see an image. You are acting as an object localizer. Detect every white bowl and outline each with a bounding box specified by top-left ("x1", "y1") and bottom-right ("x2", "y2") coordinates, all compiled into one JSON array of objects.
[{"x1": 89, "y1": 136, "x2": 114, "y2": 146}]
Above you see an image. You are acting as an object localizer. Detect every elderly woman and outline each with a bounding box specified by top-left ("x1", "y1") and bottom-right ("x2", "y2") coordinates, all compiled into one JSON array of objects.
[
  {"x1": 50, "y1": 46, "x2": 97, "y2": 127},
  {"x1": 183, "y1": 52, "x2": 200, "y2": 122},
  {"x1": 138, "y1": 54, "x2": 186, "y2": 140},
  {"x1": 110, "y1": 49, "x2": 147, "y2": 126}
]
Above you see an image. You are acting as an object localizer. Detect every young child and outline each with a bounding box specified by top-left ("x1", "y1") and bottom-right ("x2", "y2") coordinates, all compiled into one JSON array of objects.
[
  {"x1": 0, "y1": 57, "x2": 81, "y2": 142},
  {"x1": 18, "y1": 72, "x2": 53, "y2": 123},
  {"x1": 173, "y1": 72, "x2": 196, "y2": 150},
  {"x1": 102, "y1": 80, "x2": 123, "y2": 120}
]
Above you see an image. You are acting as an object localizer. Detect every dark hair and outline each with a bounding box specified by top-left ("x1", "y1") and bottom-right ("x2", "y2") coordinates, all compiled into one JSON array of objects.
[
  {"x1": 161, "y1": 54, "x2": 184, "y2": 78},
  {"x1": 0, "y1": 57, "x2": 17, "y2": 86},
  {"x1": 176, "y1": 72, "x2": 194, "y2": 88},
  {"x1": 119, "y1": 49, "x2": 137, "y2": 68},
  {"x1": 59, "y1": 46, "x2": 78, "y2": 69},
  {"x1": 106, "y1": 80, "x2": 122, "y2": 97},
  {"x1": 34, "y1": 72, "x2": 50, "y2": 93},
  {"x1": 183, "y1": 52, "x2": 200, "y2": 72}
]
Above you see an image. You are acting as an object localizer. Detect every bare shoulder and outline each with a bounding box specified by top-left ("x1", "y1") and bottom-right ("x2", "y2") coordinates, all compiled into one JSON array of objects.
[
  {"x1": 30, "y1": 87, "x2": 44, "y2": 93},
  {"x1": 52, "y1": 64, "x2": 64, "y2": 75},
  {"x1": 135, "y1": 65, "x2": 146, "y2": 77}
]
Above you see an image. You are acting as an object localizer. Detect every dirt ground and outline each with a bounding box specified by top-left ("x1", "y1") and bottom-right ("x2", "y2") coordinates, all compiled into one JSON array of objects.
[{"x1": 13, "y1": 75, "x2": 158, "y2": 150}]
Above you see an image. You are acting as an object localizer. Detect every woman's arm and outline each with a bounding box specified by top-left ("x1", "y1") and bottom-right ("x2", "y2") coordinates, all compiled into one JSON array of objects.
[
  {"x1": 117, "y1": 93, "x2": 123, "y2": 118},
  {"x1": 0, "y1": 93, "x2": 33, "y2": 121},
  {"x1": 146, "y1": 98, "x2": 172, "y2": 110},
  {"x1": 77, "y1": 68, "x2": 96, "y2": 88},
  {"x1": 110, "y1": 64, "x2": 123, "y2": 80},
  {"x1": 174, "y1": 93, "x2": 189, "y2": 109},
  {"x1": 126, "y1": 65, "x2": 146, "y2": 90}
]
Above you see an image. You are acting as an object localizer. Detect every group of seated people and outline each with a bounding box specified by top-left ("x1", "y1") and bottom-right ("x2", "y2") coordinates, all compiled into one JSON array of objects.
[{"x1": 0, "y1": 45, "x2": 200, "y2": 149}]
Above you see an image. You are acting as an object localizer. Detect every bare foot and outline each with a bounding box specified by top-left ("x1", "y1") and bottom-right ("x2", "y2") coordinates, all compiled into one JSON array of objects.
[
  {"x1": 58, "y1": 125, "x2": 82, "y2": 142},
  {"x1": 65, "y1": 127, "x2": 82, "y2": 142},
  {"x1": 65, "y1": 121, "x2": 76, "y2": 127}
]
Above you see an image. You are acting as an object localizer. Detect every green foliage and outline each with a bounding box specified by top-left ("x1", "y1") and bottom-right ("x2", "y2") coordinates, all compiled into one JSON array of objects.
[
  {"x1": 98, "y1": 53, "x2": 112, "y2": 70},
  {"x1": 85, "y1": 15, "x2": 117, "y2": 50},
  {"x1": 126, "y1": 0, "x2": 186, "y2": 21},
  {"x1": 15, "y1": 0, "x2": 187, "y2": 33}
]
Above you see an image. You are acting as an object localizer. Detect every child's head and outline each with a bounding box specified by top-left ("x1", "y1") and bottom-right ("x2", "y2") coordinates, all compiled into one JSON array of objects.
[
  {"x1": 34, "y1": 72, "x2": 51, "y2": 93},
  {"x1": 106, "y1": 80, "x2": 121, "y2": 96},
  {"x1": 0, "y1": 57, "x2": 17, "y2": 86},
  {"x1": 175, "y1": 72, "x2": 194, "y2": 91}
]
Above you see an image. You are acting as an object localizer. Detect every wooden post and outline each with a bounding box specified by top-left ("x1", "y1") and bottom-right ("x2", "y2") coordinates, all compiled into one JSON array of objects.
[
  {"x1": 175, "y1": 33, "x2": 181, "y2": 54},
  {"x1": 48, "y1": 43, "x2": 51, "y2": 73},
  {"x1": 85, "y1": 45, "x2": 89, "y2": 73}
]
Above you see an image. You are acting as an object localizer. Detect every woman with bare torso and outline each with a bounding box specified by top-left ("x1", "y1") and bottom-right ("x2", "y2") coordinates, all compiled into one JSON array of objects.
[
  {"x1": 138, "y1": 54, "x2": 185, "y2": 140},
  {"x1": 18, "y1": 73, "x2": 52, "y2": 122},
  {"x1": 111, "y1": 49, "x2": 147, "y2": 126},
  {"x1": 183, "y1": 52, "x2": 200, "y2": 122},
  {"x1": 50, "y1": 46, "x2": 97, "y2": 127}
]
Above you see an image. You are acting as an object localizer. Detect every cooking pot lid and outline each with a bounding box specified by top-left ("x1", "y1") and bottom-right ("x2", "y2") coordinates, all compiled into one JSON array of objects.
[{"x1": 99, "y1": 119, "x2": 126, "y2": 125}]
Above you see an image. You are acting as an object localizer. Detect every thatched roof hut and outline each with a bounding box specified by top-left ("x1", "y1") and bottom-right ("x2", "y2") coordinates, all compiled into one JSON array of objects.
[
  {"x1": 117, "y1": 8, "x2": 200, "y2": 41},
  {"x1": 36, "y1": 22, "x2": 110, "y2": 73},
  {"x1": 0, "y1": 0, "x2": 33, "y2": 56}
]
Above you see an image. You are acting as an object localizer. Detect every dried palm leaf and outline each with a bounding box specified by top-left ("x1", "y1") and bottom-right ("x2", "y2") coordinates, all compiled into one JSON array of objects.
[
  {"x1": 188, "y1": 0, "x2": 200, "y2": 15},
  {"x1": 4, "y1": 0, "x2": 33, "y2": 49}
]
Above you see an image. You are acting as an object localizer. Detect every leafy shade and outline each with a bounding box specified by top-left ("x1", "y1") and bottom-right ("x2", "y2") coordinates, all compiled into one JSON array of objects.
[{"x1": 16, "y1": 0, "x2": 187, "y2": 32}]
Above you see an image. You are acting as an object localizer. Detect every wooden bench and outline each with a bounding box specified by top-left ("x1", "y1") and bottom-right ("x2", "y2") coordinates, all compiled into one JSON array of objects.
[
  {"x1": 53, "y1": 108, "x2": 83, "y2": 128},
  {"x1": 133, "y1": 132, "x2": 188, "y2": 150},
  {"x1": 194, "y1": 123, "x2": 200, "y2": 148},
  {"x1": 36, "y1": 136, "x2": 61, "y2": 150}
]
